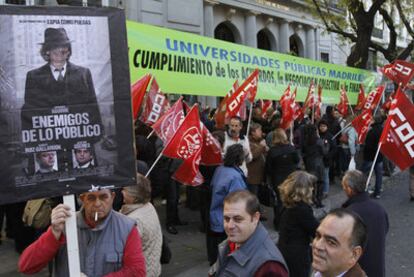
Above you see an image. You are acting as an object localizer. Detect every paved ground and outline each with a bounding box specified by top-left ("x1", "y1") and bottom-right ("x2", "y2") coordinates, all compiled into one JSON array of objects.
[{"x1": 0, "y1": 171, "x2": 413, "y2": 276}]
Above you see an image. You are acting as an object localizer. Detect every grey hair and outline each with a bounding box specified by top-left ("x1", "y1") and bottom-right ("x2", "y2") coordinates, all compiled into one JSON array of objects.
[{"x1": 343, "y1": 170, "x2": 366, "y2": 193}]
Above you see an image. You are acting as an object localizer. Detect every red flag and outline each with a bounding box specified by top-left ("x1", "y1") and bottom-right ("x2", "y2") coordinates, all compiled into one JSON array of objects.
[
  {"x1": 260, "y1": 100, "x2": 273, "y2": 118},
  {"x1": 337, "y1": 85, "x2": 349, "y2": 117},
  {"x1": 379, "y1": 87, "x2": 414, "y2": 170},
  {"x1": 279, "y1": 84, "x2": 291, "y2": 107},
  {"x1": 226, "y1": 70, "x2": 259, "y2": 118},
  {"x1": 152, "y1": 98, "x2": 184, "y2": 143},
  {"x1": 381, "y1": 60, "x2": 414, "y2": 87},
  {"x1": 381, "y1": 89, "x2": 396, "y2": 112},
  {"x1": 314, "y1": 85, "x2": 323, "y2": 120},
  {"x1": 163, "y1": 105, "x2": 204, "y2": 185},
  {"x1": 214, "y1": 81, "x2": 239, "y2": 129},
  {"x1": 351, "y1": 109, "x2": 373, "y2": 144},
  {"x1": 140, "y1": 78, "x2": 169, "y2": 126},
  {"x1": 246, "y1": 69, "x2": 260, "y2": 103},
  {"x1": 362, "y1": 85, "x2": 384, "y2": 112},
  {"x1": 355, "y1": 84, "x2": 366, "y2": 111},
  {"x1": 131, "y1": 74, "x2": 151, "y2": 120},
  {"x1": 200, "y1": 124, "x2": 222, "y2": 165},
  {"x1": 280, "y1": 88, "x2": 296, "y2": 129},
  {"x1": 303, "y1": 81, "x2": 316, "y2": 109}
]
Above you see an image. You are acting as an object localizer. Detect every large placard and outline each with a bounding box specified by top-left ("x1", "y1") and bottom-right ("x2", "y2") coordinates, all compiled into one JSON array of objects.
[
  {"x1": 128, "y1": 21, "x2": 379, "y2": 104},
  {"x1": 0, "y1": 6, "x2": 136, "y2": 204}
]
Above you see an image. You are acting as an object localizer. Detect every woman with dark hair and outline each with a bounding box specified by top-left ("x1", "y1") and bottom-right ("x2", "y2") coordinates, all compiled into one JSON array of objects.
[
  {"x1": 207, "y1": 144, "x2": 247, "y2": 264},
  {"x1": 278, "y1": 171, "x2": 319, "y2": 277},
  {"x1": 301, "y1": 124, "x2": 329, "y2": 207},
  {"x1": 120, "y1": 174, "x2": 162, "y2": 277},
  {"x1": 265, "y1": 128, "x2": 300, "y2": 229}
]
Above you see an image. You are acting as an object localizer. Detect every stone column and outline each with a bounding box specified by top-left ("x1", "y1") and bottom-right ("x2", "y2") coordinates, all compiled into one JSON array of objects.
[
  {"x1": 245, "y1": 10, "x2": 259, "y2": 48},
  {"x1": 279, "y1": 19, "x2": 290, "y2": 54},
  {"x1": 315, "y1": 28, "x2": 320, "y2": 60},
  {"x1": 306, "y1": 25, "x2": 316, "y2": 60},
  {"x1": 204, "y1": 0, "x2": 218, "y2": 37},
  {"x1": 203, "y1": 0, "x2": 219, "y2": 108}
]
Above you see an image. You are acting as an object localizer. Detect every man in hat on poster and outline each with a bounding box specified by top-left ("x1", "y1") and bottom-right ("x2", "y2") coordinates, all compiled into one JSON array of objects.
[{"x1": 21, "y1": 27, "x2": 103, "y2": 171}]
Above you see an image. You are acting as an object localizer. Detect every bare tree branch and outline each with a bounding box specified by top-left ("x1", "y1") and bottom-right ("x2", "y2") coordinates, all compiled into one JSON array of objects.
[
  {"x1": 368, "y1": 0, "x2": 387, "y2": 17},
  {"x1": 394, "y1": 0, "x2": 414, "y2": 37},
  {"x1": 379, "y1": 7, "x2": 397, "y2": 52},
  {"x1": 397, "y1": 40, "x2": 414, "y2": 60}
]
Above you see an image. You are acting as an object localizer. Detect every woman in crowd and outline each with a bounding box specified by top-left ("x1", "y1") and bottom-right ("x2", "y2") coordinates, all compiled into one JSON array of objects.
[
  {"x1": 302, "y1": 124, "x2": 328, "y2": 207},
  {"x1": 265, "y1": 128, "x2": 300, "y2": 229},
  {"x1": 120, "y1": 174, "x2": 162, "y2": 277},
  {"x1": 208, "y1": 144, "x2": 247, "y2": 265},
  {"x1": 278, "y1": 171, "x2": 319, "y2": 277}
]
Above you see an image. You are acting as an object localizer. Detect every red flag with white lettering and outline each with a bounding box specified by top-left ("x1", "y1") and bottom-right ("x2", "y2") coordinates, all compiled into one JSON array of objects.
[
  {"x1": 246, "y1": 69, "x2": 260, "y2": 103},
  {"x1": 163, "y1": 105, "x2": 204, "y2": 185},
  {"x1": 280, "y1": 89, "x2": 296, "y2": 129},
  {"x1": 260, "y1": 100, "x2": 273, "y2": 118},
  {"x1": 152, "y1": 97, "x2": 184, "y2": 143},
  {"x1": 337, "y1": 86, "x2": 349, "y2": 117},
  {"x1": 140, "y1": 78, "x2": 169, "y2": 126},
  {"x1": 214, "y1": 81, "x2": 239, "y2": 129},
  {"x1": 351, "y1": 109, "x2": 373, "y2": 144},
  {"x1": 355, "y1": 84, "x2": 366, "y2": 111},
  {"x1": 279, "y1": 84, "x2": 291, "y2": 107},
  {"x1": 200, "y1": 123, "x2": 222, "y2": 165},
  {"x1": 381, "y1": 89, "x2": 396, "y2": 112},
  {"x1": 131, "y1": 74, "x2": 151, "y2": 120},
  {"x1": 380, "y1": 87, "x2": 414, "y2": 170},
  {"x1": 226, "y1": 70, "x2": 259, "y2": 118},
  {"x1": 381, "y1": 60, "x2": 414, "y2": 87},
  {"x1": 303, "y1": 81, "x2": 315, "y2": 110},
  {"x1": 361, "y1": 85, "x2": 384, "y2": 112}
]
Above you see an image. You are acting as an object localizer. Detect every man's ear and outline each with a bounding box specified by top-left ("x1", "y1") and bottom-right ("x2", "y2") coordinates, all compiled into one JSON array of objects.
[
  {"x1": 351, "y1": 246, "x2": 363, "y2": 263},
  {"x1": 111, "y1": 191, "x2": 116, "y2": 200},
  {"x1": 252, "y1": 211, "x2": 260, "y2": 223},
  {"x1": 79, "y1": 194, "x2": 85, "y2": 202}
]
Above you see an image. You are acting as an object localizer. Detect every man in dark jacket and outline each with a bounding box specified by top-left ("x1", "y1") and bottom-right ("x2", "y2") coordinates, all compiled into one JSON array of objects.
[
  {"x1": 210, "y1": 190, "x2": 288, "y2": 277},
  {"x1": 362, "y1": 114, "x2": 384, "y2": 198},
  {"x1": 342, "y1": 170, "x2": 389, "y2": 277},
  {"x1": 318, "y1": 119, "x2": 336, "y2": 197},
  {"x1": 21, "y1": 27, "x2": 102, "y2": 173}
]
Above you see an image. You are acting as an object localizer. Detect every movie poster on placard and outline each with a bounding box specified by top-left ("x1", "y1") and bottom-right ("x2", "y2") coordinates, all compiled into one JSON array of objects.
[{"x1": 0, "y1": 6, "x2": 136, "y2": 204}]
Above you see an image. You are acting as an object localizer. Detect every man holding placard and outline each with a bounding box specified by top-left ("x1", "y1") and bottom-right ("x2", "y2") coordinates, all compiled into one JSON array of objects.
[{"x1": 18, "y1": 187, "x2": 146, "y2": 277}]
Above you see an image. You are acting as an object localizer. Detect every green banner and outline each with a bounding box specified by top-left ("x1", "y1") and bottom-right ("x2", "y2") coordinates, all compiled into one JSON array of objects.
[{"x1": 127, "y1": 21, "x2": 378, "y2": 104}]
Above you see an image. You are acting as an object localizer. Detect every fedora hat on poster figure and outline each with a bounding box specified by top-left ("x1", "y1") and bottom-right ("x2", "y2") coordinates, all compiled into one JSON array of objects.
[{"x1": 40, "y1": 28, "x2": 73, "y2": 50}]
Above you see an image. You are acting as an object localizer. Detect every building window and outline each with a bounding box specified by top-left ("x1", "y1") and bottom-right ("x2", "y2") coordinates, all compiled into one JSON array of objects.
[
  {"x1": 257, "y1": 29, "x2": 271, "y2": 50},
  {"x1": 214, "y1": 23, "x2": 235, "y2": 43},
  {"x1": 321, "y1": 52, "x2": 329, "y2": 62},
  {"x1": 6, "y1": 0, "x2": 26, "y2": 3},
  {"x1": 289, "y1": 36, "x2": 299, "y2": 56}
]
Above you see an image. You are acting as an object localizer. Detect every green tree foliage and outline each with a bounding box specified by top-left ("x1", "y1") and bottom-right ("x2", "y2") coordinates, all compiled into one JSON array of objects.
[{"x1": 307, "y1": 0, "x2": 414, "y2": 68}]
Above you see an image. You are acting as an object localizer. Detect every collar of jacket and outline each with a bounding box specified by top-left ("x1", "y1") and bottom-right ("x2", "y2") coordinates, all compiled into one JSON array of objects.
[
  {"x1": 227, "y1": 222, "x2": 267, "y2": 266},
  {"x1": 343, "y1": 192, "x2": 369, "y2": 208}
]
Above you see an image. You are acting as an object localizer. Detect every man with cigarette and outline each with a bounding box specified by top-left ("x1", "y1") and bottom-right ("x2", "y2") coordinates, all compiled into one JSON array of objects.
[{"x1": 18, "y1": 187, "x2": 146, "y2": 277}]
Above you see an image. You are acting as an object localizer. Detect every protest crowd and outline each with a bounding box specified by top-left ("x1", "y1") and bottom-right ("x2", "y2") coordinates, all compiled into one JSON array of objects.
[{"x1": 2, "y1": 60, "x2": 414, "y2": 277}]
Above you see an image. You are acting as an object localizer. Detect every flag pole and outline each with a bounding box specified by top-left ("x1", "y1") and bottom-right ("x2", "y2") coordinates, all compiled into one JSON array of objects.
[
  {"x1": 289, "y1": 122, "x2": 294, "y2": 145},
  {"x1": 331, "y1": 122, "x2": 352, "y2": 140},
  {"x1": 145, "y1": 151, "x2": 164, "y2": 177},
  {"x1": 146, "y1": 130, "x2": 155, "y2": 139},
  {"x1": 365, "y1": 142, "x2": 382, "y2": 192},
  {"x1": 348, "y1": 102, "x2": 354, "y2": 115},
  {"x1": 246, "y1": 102, "x2": 253, "y2": 137}
]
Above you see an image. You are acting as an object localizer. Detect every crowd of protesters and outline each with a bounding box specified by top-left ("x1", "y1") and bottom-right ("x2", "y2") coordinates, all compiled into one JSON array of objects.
[{"x1": 0, "y1": 99, "x2": 400, "y2": 276}]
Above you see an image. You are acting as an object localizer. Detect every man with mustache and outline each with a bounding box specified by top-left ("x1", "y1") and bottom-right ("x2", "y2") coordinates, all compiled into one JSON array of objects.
[
  {"x1": 18, "y1": 187, "x2": 146, "y2": 277},
  {"x1": 223, "y1": 116, "x2": 252, "y2": 176}
]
